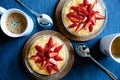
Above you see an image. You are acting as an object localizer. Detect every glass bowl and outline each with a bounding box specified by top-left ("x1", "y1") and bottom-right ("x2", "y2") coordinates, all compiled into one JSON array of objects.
[
  {"x1": 22, "y1": 30, "x2": 74, "y2": 80},
  {"x1": 62, "y1": 0, "x2": 108, "y2": 41}
]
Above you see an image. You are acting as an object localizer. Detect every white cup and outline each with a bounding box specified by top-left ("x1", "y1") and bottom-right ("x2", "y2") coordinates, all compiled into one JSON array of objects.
[
  {"x1": 0, "y1": 7, "x2": 34, "y2": 38},
  {"x1": 100, "y1": 33, "x2": 120, "y2": 63}
]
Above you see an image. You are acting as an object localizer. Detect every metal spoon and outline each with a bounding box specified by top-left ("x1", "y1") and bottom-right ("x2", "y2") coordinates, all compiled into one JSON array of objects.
[
  {"x1": 76, "y1": 43, "x2": 118, "y2": 80},
  {"x1": 16, "y1": 0, "x2": 53, "y2": 28}
]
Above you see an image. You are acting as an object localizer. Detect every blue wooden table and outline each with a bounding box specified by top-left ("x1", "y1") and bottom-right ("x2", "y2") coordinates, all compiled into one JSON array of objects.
[{"x1": 0, "y1": 0, "x2": 120, "y2": 80}]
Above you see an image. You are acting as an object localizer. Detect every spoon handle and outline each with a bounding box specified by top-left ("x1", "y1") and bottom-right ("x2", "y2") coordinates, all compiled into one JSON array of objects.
[
  {"x1": 16, "y1": 0, "x2": 38, "y2": 15},
  {"x1": 90, "y1": 56, "x2": 118, "y2": 80}
]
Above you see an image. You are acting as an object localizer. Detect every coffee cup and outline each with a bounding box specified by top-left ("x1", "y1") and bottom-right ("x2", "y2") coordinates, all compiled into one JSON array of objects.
[
  {"x1": 100, "y1": 33, "x2": 120, "y2": 63},
  {"x1": 0, "y1": 7, "x2": 34, "y2": 38}
]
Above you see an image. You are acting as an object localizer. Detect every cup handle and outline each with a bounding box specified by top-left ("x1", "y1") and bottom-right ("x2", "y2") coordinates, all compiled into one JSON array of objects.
[
  {"x1": 0, "y1": 6, "x2": 7, "y2": 15},
  {"x1": 0, "y1": 6, "x2": 7, "y2": 25}
]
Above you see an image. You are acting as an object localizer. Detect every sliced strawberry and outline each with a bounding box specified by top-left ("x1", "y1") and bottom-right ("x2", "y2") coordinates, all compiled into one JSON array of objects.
[
  {"x1": 30, "y1": 55, "x2": 40, "y2": 60},
  {"x1": 41, "y1": 56, "x2": 46, "y2": 62},
  {"x1": 88, "y1": 14, "x2": 96, "y2": 24},
  {"x1": 54, "y1": 56, "x2": 63, "y2": 61},
  {"x1": 35, "y1": 57, "x2": 42, "y2": 63},
  {"x1": 49, "y1": 52, "x2": 58, "y2": 58},
  {"x1": 75, "y1": 23, "x2": 84, "y2": 32},
  {"x1": 66, "y1": 12, "x2": 76, "y2": 18},
  {"x1": 67, "y1": 12, "x2": 83, "y2": 20},
  {"x1": 35, "y1": 45, "x2": 44, "y2": 53},
  {"x1": 45, "y1": 50, "x2": 50, "y2": 58},
  {"x1": 87, "y1": 4, "x2": 93, "y2": 13},
  {"x1": 95, "y1": 13, "x2": 105, "y2": 20},
  {"x1": 52, "y1": 65, "x2": 60, "y2": 72},
  {"x1": 37, "y1": 52, "x2": 44, "y2": 58},
  {"x1": 40, "y1": 61, "x2": 47, "y2": 70},
  {"x1": 83, "y1": 0, "x2": 89, "y2": 6},
  {"x1": 77, "y1": 5, "x2": 89, "y2": 16},
  {"x1": 46, "y1": 59, "x2": 50, "y2": 64},
  {"x1": 50, "y1": 43, "x2": 57, "y2": 51},
  {"x1": 68, "y1": 23, "x2": 78, "y2": 28},
  {"x1": 74, "y1": 15, "x2": 83, "y2": 20},
  {"x1": 84, "y1": 22, "x2": 92, "y2": 30},
  {"x1": 70, "y1": 6, "x2": 80, "y2": 12},
  {"x1": 89, "y1": 24, "x2": 94, "y2": 32},
  {"x1": 45, "y1": 43, "x2": 49, "y2": 52},
  {"x1": 54, "y1": 44, "x2": 63, "y2": 52},
  {"x1": 82, "y1": 16, "x2": 87, "y2": 22},
  {"x1": 69, "y1": 17, "x2": 80, "y2": 22},
  {"x1": 47, "y1": 37, "x2": 53, "y2": 48},
  {"x1": 47, "y1": 65, "x2": 52, "y2": 75},
  {"x1": 49, "y1": 58, "x2": 58, "y2": 65}
]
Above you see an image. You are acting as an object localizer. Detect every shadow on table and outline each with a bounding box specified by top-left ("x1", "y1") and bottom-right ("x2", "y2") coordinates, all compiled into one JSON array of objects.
[
  {"x1": 0, "y1": 29, "x2": 15, "y2": 44},
  {"x1": 90, "y1": 40, "x2": 107, "y2": 60}
]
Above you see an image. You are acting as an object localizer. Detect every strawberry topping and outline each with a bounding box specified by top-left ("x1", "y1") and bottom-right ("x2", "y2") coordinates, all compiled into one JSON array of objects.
[
  {"x1": 30, "y1": 37, "x2": 64, "y2": 75},
  {"x1": 66, "y1": 0, "x2": 105, "y2": 32}
]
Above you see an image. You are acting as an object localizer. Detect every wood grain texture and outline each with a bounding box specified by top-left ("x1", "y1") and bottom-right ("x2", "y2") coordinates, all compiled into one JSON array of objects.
[
  {"x1": 55, "y1": 0, "x2": 107, "y2": 41},
  {"x1": 22, "y1": 30, "x2": 74, "y2": 80}
]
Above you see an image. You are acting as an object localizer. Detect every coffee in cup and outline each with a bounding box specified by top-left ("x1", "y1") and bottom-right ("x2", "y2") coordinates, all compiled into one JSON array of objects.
[
  {"x1": 111, "y1": 36, "x2": 120, "y2": 58},
  {"x1": 0, "y1": 7, "x2": 34, "y2": 37},
  {"x1": 6, "y1": 12, "x2": 27, "y2": 34},
  {"x1": 100, "y1": 33, "x2": 120, "y2": 63}
]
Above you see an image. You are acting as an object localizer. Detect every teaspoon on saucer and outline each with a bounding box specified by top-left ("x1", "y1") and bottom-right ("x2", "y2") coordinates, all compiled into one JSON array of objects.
[
  {"x1": 76, "y1": 43, "x2": 118, "y2": 80},
  {"x1": 16, "y1": 0, "x2": 53, "y2": 28}
]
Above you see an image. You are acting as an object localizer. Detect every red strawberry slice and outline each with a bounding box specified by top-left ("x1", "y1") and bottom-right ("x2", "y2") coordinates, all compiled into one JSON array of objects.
[
  {"x1": 95, "y1": 14, "x2": 105, "y2": 20},
  {"x1": 87, "y1": 4, "x2": 93, "y2": 13},
  {"x1": 77, "y1": 5, "x2": 89, "y2": 16},
  {"x1": 66, "y1": 12, "x2": 76, "y2": 18},
  {"x1": 37, "y1": 52, "x2": 44, "y2": 58},
  {"x1": 69, "y1": 17, "x2": 80, "y2": 22},
  {"x1": 67, "y1": 12, "x2": 83, "y2": 20},
  {"x1": 54, "y1": 56, "x2": 63, "y2": 61},
  {"x1": 46, "y1": 59, "x2": 50, "y2": 64},
  {"x1": 52, "y1": 65, "x2": 60, "y2": 72},
  {"x1": 35, "y1": 57, "x2": 42, "y2": 63},
  {"x1": 49, "y1": 52, "x2": 59, "y2": 58},
  {"x1": 45, "y1": 49, "x2": 51, "y2": 58},
  {"x1": 47, "y1": 65, "x2": 52, "y2": 75},
  {"x1": 49, "y1": 58, "x2": 58, "y2": 65},
  {"x1": 89, "y1": 24, "x2": 94, "y2": 32},
  {"x1": 68, "y1": 23, "x2": 78, "y2": 28},
  {"x1": 75, "y1": 23, "x2": 84, "y2": 32},
  {"x1": 82, "y1": 16, "x2": 87, "y2": 22},
  {"x1": 84, "y1": 22, "x2": 92, "y2": 30},
  {"x1": 54, "y1": 44, "x2": 63, "y2": 52},
  {"x1": 50, "y1": 43, "x2": 57, "y2": 51},
  {"x1": 35, "y1": 45, "x2": 44, "y2": 53},
  {"x1": 74, "y1": 15, "x2": 83, "y2": 20},
  {"x1": 70, "y1": 6, "x2": 80, "y2": 12},
  {"x1": 40, "y1": 61, "x2": 47, "y2": 70},
  {"x1": 47, "y1": 37, "x2": 53, "y2": 48},
  {"x1": 88, "y1": 14, "x2": 96, "y2": 24},
  {"x1": 45, "y1": 43, "x2": 49, "y2": 52},
  {"x1": 83, "y1": 0, "x2": 89, "y2": 6},
  {"x1": 30, "y1": 55, "x2": 40, "y2": 60},
  {"x1": 41, "y1": 56, "x2": 46, "y2": 62}
]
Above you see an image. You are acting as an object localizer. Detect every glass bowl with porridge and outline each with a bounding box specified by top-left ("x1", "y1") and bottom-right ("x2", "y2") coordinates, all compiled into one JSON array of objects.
[{"x1": 62, "y1": 0, "x2": 107, "y2": 40}]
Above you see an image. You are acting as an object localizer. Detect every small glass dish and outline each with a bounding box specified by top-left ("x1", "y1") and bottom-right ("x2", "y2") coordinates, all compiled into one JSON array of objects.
[
  {"x1": 22, "y1": 30, "x2": 74, "y2": 80},
  {"x1": 62, "y1": 0, "x2": 108, "y2": 41}
]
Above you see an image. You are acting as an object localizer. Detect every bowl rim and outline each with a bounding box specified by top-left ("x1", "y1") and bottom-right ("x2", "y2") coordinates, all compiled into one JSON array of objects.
[
  {"x1": 22, "y1": 30, "x2": 74, "y2": 80},
  {"x1": 61, "y1": 0, "x2": 108, "y2": 39}
]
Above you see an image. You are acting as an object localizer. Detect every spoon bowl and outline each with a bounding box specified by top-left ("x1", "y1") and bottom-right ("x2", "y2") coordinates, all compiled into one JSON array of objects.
[
  {"x1": 36, "y1": 14, "x2": 53, "y2": 28},
  {"x1": 76, "y1": 43, "x2": 118, "y2": 80},
  {"x1": 16, "y1": 0, "x2": 53, "y2": 28}
]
